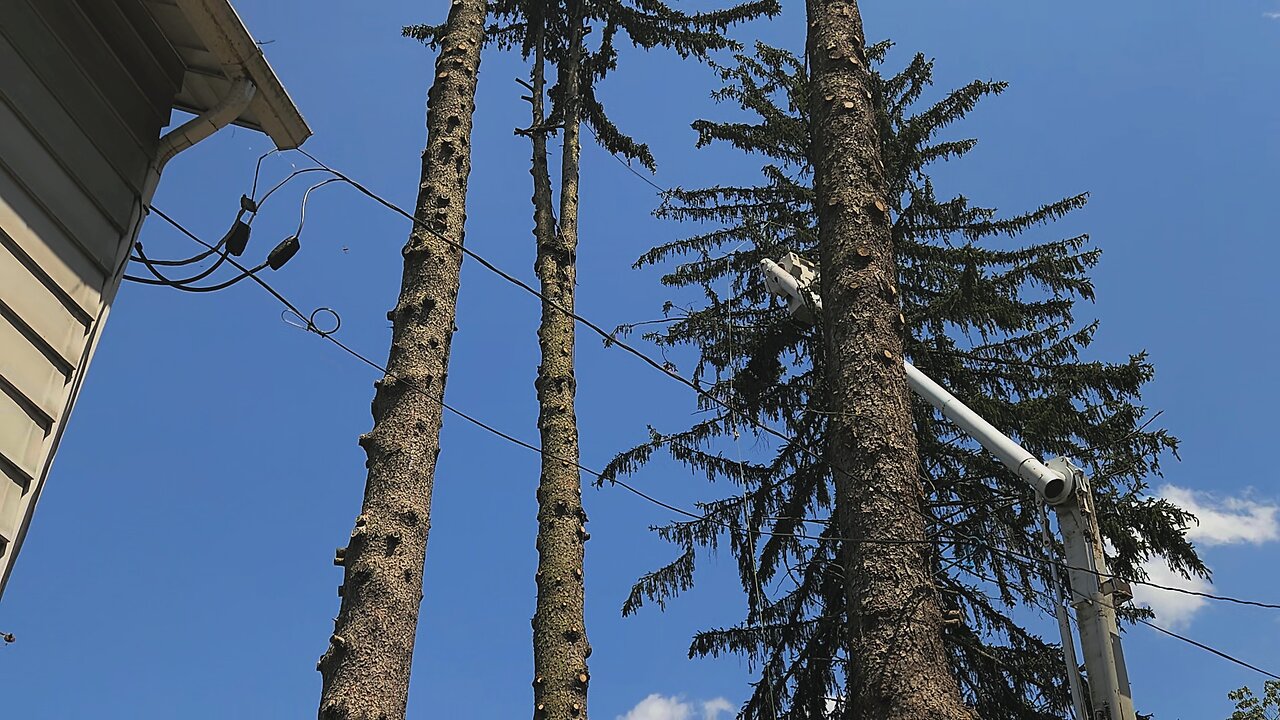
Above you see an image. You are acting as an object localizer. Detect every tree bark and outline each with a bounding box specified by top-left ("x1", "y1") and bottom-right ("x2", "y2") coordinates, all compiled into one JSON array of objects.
[
  {"x1": 529, "y1": 8, "x2": 591, "y2": 720},
  {"x1": 316, "y1": 1, "x2": 485, "y2": 718},
  {"x1": 805, "y1": 1, "x2": 975, "y2": 719}
]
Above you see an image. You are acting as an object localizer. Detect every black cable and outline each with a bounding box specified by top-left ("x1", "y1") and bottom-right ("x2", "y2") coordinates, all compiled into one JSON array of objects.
[
  {"x1": 1136, "y1": 618, "x2": 1280, "y2": 681},
  {"x1": 125, "y1": 241, "x2": 262, "y2": 292},
  {"x1": 295, "y1": 177, "x2": 344, "y2": 237},
  {"x1": 135, "y1": 205, "x2": 964, "y2": 553},
  {"x1": 131, "y1": 241, "x2": 231, "y2": 285},
  {"x1": 253, "y1": 167, "x2": 336, "y2": 219},
  {"x1": 139, "y1": 196, "x2": 1280, "y2": 617},
  {"x1": 136, "y1": 241, "x2": 226, "y2": 267}
]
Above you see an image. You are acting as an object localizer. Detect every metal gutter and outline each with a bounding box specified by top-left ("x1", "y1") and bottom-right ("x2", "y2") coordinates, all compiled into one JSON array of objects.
[
  {"x1": 155, "y1": 75, "x2": 256, "y2": 169},
  {"x1": 172, "y1": 0, "x2": 311, "y2": 149}
]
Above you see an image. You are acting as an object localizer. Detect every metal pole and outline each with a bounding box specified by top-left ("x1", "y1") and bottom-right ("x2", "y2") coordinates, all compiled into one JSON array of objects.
[
  {"x1": 1040, "y1": 503, "x2": 1089, "y2": 719},
  {"x1": 1048, "y1": 459, "x2": 1136, "y2": 720}
]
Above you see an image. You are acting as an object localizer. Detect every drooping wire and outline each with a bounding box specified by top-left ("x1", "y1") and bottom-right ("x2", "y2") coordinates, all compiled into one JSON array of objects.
[
  {"x1": 133, "y1": 204, "x2": 964, "y2": 553},
  {"x1": 129, "y1": 239, "x2": 231, "y2": 285},
  {"x1": 295, "y1": 177, "x2": 344, "y2": 238},
  {"x1": 971, "y1": 538, "x2": 1280, "y2": 682},
  {"x1": 1135, "y1": 617, "x2": 1280, "y2": 681},
  {"x1": 270, "y1": 150, "x2": 1280, "y2": 619},
  {"x1": 128, "y1": 158, "x2": 1280, "y2": 624}
]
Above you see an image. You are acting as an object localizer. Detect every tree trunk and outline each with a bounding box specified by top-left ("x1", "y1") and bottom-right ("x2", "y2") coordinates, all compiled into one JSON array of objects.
[
  {"x1": 316, "y1": 1, "x2": 485, "y2": 717},
  {"x1": 805, "y1": 1, "x2": 975, "y2": 719},
  {"x1": 529, "y1": 9, "x2": 591, "y2": 720}
]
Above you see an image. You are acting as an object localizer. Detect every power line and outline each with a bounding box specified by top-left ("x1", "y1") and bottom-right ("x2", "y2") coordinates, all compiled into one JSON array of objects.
[
  {"x1": 957, "y1": 547, "x2": 1280, "y2": 683},
  {"x1": 955, "y1": 533, "x2": 1280, "y2": 613},
  {"x1": 1135, "y1": 617, "x2": 1280, "y2": 681},
  {"x1": 121, "y1": 230, "x2": 1280, "y2": 688},
  {"x1": 577, "y1": 139, "x2": 1280, "y2": 618},
  {"x1": 132, "y1": 204, "x2": 952, "y2": 552},
  {"x1": 137, "y1": 161, "x2": 1280, "y2": 619}
]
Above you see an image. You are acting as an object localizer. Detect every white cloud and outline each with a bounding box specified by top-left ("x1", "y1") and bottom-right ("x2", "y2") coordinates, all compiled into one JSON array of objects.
[
  {"x1": 1131, "y1": 485, "x2": 1278, "y2": 628},
  {"x1": 701, "y1": 698, "x2": 734, "y2": 720},
  {"x1": 1158, "y1": 484, "x2": 1278, "y2": 546},
  {"x1": 1265, "y1": 11, "x2": 1280, "y2": 19},
  {"x1": 618, "y1": 694, "x2": 736, "y2": 720},
  {"x1": 1131, "y1": 557, "x2": 1211, "y2": 629}
]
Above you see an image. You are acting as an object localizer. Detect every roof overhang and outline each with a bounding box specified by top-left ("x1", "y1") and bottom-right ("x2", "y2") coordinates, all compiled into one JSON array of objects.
[{"x1": 145, "y1": 0, "x2": 312, "y2": 149}]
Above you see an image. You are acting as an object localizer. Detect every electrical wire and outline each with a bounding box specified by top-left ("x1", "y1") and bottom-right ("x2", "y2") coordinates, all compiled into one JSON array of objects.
[
  {"x1": 1135, "y1": 618, "x2": 1280, "y2": 681},
  {"x1": 135, "y1": 204, "x2": 949, "y2": 553},
  {"x1": 135, "y1": 159, "x2": 1280, "y2": 621},
  {"x1": 127, "y1": 210, "x2": 1280, "y2": 685},
  {"x1": 129, "y1": 240, "x2": 231, "y2": 285},
  {"x1": 573, "y1": 137, "x2": 1280, "y2": 618},
  {"x1": 295, "y1": 177, "x2": 344, "y2": 237},
  {"x1": 254, "y1": 167, "x2": 336, "y2": 219}
]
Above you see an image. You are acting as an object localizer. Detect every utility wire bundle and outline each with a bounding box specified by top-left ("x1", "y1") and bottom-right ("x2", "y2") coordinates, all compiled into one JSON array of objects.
[{"x1": 124, "y1": 152, "x2": 340, "y2": 292}]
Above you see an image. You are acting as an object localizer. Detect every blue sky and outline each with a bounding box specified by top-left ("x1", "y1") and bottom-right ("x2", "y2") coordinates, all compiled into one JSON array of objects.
[{"x1": 3, "y1": 2, "x2": 1280, "y2": 718}]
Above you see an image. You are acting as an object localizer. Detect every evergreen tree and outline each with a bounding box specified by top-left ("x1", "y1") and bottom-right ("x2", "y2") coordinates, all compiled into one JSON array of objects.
[
  {"x1": 413, "y1": 3, "x2": 778, "y2": 719},
  {"x1": 316, "y1": 2, "x2": 487, "y2": 719},
  {"x1": 605, "y1": 42, "x2": 1203, "y2": 719}
]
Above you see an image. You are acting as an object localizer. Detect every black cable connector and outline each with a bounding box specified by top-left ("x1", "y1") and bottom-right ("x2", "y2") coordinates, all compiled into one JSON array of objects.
[
  {"x1": 240, "y1": 194, "x2": 258, "y2": 214},
  {"x1": 268, "y1": 236, "x2": 300, "y2": 270},
  {"x1": 222, "y1": 219, "x2": 252, "y2": 256}
]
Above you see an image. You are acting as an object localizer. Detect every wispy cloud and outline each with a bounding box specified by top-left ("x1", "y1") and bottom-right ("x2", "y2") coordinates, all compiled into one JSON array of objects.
[
  {"x1": 702, "y1": 698, "x2": 735, "y2": 720},
  {"x1": 1132, "y1": 485, "x2": 1278, "y2": 628},
  {"x1": 618, "y1": 694, "x2": 736, "y2": 720},
  {"x1": 1266, "y1": 11, "x2": 1280, "y2": 19},
  {"x1": 1131, "y1": 558, "x2": 1212, "y2": 629},
  {"x1": 1159, "y1": 484, "x2": 1278, "y2": 546}
]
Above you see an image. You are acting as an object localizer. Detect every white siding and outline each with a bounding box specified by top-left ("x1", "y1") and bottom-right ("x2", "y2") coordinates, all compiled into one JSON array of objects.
[{"x1": 0, "y1": 0, "x2": 180, "y2": 584}]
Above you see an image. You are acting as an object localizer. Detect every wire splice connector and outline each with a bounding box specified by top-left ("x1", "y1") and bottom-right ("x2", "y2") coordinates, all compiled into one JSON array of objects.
[
  {"x1": 222, "y1": 219, "x2": 252, "y2": 256},
  {"x1": 268, "y1": 236, "x2": 301, "y2": 270}
]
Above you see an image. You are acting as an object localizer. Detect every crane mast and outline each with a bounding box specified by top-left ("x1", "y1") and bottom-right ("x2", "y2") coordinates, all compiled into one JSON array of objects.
[{"x1": 761, "y1": 253, "x2": 1136, "y2": 720}]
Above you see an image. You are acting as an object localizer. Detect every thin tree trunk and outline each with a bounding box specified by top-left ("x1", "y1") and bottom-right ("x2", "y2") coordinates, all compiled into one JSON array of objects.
[
  {"x1": 805, "y1": 1, "x2": 975, "y2": 719},
  {"x1": 316, "y1": 1, "x2": 485, "y2": 717},
  {"x1": 529, "y1": 7, "x2": 591, "y2": 720}
]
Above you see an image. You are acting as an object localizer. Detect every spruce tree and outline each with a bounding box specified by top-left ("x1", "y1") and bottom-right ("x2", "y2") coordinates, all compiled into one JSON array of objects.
[
  {"x1": 605, "y1": 42, "x2": 1203, "y2": 720},
  {"x1": 316, "y1": 2, "x2": 487, "y2": 719},
  {"x1": 410, "y1": 2, "x2": 778, "y2": 718}
]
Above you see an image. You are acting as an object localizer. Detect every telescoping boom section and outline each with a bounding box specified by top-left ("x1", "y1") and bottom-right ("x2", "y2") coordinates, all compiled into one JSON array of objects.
[{"x1": 761, "y1": 253, "x2": 1137, "y2": 720}]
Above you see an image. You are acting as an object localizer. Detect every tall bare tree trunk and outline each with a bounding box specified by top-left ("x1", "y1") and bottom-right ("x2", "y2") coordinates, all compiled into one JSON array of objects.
[
  {"x1": 316, "y1": 1, "x2": 485, "y2": 717},
  {"x1": 528, "y1": 7, "x2": 592, "y2": 720},
  {"x1": 806, "y1": 2, "x2": 975, "y2": 719}
]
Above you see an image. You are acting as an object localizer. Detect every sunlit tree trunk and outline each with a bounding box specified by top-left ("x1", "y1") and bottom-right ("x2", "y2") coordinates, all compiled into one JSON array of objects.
[
  {"x1": 806, "y1": 1, "x2": 976, "y2": 718},
  {"x1": 316, "y1": 1, "x2": 485, "y2": 717},
  {"x1": 528, "y1": 4, "x2": 592, "y2": 718}
]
